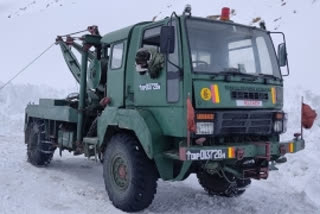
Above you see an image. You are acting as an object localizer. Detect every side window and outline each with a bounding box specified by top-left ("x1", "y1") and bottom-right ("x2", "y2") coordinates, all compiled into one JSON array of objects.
[
  {"x1": 142, "y1": 26, "x2": 161, "y2": 49},
  {"x1": 111, "y1": 42, "x2": 124, "y2": 69},
  {"x1": 167, "y1": 21, "x2": 180, "y2": 103},
  {"x1": 256, "y1": 37, "x2": 273, "y2": 75}
]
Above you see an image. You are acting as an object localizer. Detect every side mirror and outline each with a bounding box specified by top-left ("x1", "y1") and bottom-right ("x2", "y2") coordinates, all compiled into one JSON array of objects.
[
  {"x1": 160, "y1": 26, "x2": 175, "y2": 54},
  {"x1": 278, "y1": 43, "x2": 287, "y2": 67}
]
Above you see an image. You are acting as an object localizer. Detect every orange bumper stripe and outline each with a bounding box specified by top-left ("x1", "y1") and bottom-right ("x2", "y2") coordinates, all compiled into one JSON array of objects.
[
  {"x1": 211, "y1": 84, "x2": 220, "y2": 103},
  {"x1": 271, "y1": 87, "x2": 276, "y2": 104},
  {"x1": 289, "y1": 143, "x2": 294, "y2": 153},
  {"x1": 228, "y1": 147, "x2": 235, "y2": 158}
]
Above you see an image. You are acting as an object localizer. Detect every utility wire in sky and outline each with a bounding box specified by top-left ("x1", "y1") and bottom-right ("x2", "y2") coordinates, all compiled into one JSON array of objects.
[{"x1": 0, "y1": 43, "x2": 55, "y2": 92}]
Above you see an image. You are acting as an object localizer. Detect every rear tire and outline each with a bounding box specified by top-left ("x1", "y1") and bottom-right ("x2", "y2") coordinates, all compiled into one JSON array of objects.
[
  {"x1": 26, "y1": 120, "x2": 55, "y2": 166},
  {"x1": 197, "y1": 170, "x2": 250, "y2": 197},
  {"x1": 103, "y1": 133, "x2": 158, "y2": 212}
]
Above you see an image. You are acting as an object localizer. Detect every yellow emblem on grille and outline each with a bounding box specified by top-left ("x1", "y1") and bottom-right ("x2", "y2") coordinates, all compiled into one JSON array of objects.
[{"x1": 200, "y1": 88, "x2": 212, "y2": 101}]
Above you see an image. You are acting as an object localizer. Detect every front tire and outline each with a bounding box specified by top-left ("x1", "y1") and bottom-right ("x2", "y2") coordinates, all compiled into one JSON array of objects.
[
  {"x1": 26, "y1": 120, "x2": 55, "y2": 166},
  {"x1": 103, "y1": 133, "x2": 158, "y2": 212}
]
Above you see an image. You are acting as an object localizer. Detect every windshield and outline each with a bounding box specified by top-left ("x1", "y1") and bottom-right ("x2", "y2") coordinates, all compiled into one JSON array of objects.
[{"x1": 186, "y1": 19, "x2": 281, "y2": 78}]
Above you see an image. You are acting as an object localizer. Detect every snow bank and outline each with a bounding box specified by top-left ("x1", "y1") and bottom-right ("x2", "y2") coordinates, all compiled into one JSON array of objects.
[
  {"x1": 279, "y1": 88, "x2": 320, "y2": 207},
  {"x1": 0, "y1": 82, "x2": 69, "y2": 135}
]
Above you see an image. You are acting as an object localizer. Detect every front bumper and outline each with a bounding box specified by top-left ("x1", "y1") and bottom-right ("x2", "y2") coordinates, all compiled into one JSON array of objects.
[{"x1": 179, "y1": 138, "x2": 305, "y2": 161}]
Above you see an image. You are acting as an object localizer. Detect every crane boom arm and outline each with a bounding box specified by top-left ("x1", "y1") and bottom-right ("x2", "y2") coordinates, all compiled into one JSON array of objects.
[
  {"x1": 56, "y1": 33, "x2": 101, "y2": 83},
  {"x1": 56, "y1": 40, "x2": 82, "y2": 83}
]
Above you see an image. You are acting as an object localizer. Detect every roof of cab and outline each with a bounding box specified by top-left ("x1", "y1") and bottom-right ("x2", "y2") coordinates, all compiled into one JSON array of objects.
[{"x1": 100, "y1": 21, "x2": 152, "y2": 44}]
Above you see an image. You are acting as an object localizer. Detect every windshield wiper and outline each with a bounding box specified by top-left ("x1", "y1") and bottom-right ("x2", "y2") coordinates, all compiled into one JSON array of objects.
[
  {"x1": 257, "y1": 73, "x2": 282, "y2": 81},
  {"x1": 213, "y1": 68, "x2": 258, "y2": 78},
  {"x1": 212, "y1": 68, "x2": 282, "y2": 81},
  {"x1": 208, "y1": 68, "x2": 282, "y2": 82}
]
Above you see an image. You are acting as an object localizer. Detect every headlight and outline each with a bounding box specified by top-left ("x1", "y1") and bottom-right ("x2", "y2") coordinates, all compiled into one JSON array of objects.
[
  {"x1": 283, "y1": 113, "x2": 288, "y2": 133},
  {"x1": 274, "y1": 120, "x2": 283, "y2": 133},
  {"x1": 196, "y1": 122, "x2": 214, "y2": 135},
  {"x1": 273, "y1": 113, "x2": 288, "y2": 133}
]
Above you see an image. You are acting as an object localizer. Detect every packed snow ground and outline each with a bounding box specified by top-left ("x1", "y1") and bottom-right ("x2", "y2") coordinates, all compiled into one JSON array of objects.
[{"x1": 0, "y1": 84, "x2": 319, "y2": 214}]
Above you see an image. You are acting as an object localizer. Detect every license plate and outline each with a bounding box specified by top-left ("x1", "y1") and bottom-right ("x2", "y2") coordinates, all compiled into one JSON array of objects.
[
  {"x1": 186, "y1": 149, "x2": 226, "y2": 160},
  {"x1": 236, "y1": 100, "x2": 262, "y2": 107}
]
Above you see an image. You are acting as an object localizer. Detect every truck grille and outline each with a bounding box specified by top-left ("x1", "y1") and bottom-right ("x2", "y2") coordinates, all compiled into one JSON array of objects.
[
  {"x1": 216, "y1": 111, "x2": 273, "y2": 135},
  {"x1": 231, "y1": 91, "x2": 269, "y2": 100}
]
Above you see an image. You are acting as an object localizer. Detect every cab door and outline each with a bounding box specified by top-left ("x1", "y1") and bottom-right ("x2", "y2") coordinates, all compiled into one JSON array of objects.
[{"x1": 133, "y1": 21, "x2": 182, "y2": 107}]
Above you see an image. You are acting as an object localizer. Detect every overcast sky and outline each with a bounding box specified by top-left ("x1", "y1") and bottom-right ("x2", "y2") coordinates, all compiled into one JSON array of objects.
[{"x1": 1, "y1": 0, "x2": 319, "y2": 91}]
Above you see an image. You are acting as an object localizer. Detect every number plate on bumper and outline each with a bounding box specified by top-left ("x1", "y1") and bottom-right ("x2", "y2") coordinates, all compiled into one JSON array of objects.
[
  {"x1": 178, "y1": 138, "x2": 305, "y2": 161},
  {"x1": 185, "y1": 149, "x2": 227, "y2": 160}
]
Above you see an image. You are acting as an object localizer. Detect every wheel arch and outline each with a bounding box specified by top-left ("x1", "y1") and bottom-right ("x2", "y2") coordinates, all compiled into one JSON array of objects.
[{"x1": 98, "y1": 108, "x2": 164, "y2": 159}]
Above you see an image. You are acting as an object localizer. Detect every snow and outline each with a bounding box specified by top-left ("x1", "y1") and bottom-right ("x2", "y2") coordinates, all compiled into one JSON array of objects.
[
  {"x1": 0, "y1": 111, "x2": 319, "y2": 214},
  {"x1": 0, "y1": 83, "x2": 71, "y2": 136},
  {"x1": 0, "y1": 100, "x2": 319, "y2": 213},
  {"x1": 1, "y1": 0, "x2": 320, "y2": 213},
  {"x1": 1, "y1": 85, "x2": 319, "y2": 214}
]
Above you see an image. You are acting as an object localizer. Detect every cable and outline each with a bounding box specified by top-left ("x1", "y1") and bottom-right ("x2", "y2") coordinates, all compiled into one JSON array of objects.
[
  {"x1": 59, "y1": 29, "x2": 88, "y2": 37},
  {"x1": 0, "y1": 43, "x2": 55, "y2": 91}
]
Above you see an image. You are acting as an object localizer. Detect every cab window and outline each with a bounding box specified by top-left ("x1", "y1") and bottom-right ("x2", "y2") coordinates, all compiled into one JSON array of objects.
[
  {"x1": 167, "y1": 21, "x2": 180, "y2": 103},
  {"x1": 111, "y1": 42, "x2": 124, "y2": 69},
  {"x1": 142, "y1": 26, "x2": 161, "y2": 50}
]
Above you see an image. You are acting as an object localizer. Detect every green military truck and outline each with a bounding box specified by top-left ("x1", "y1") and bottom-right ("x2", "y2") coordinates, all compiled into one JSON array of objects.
[{"x1": 24, "y1": 6, "x2": 304, "y2": 212}]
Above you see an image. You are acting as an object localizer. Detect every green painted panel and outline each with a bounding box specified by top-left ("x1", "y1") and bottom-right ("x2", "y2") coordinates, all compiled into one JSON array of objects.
[
  {"x1": 145, "y1": 107, "x2": 185, "y2": 137},
  {"x1": 97, "y1": 107, "x2": 118, "y2": 142},
  {"x1": 39, "y1": 99, "x2": 68, "y2": 107},
  {"x1": 26, "y1": 104, "x2": 78, "y2": 123},
  {"x1": 101, "y1": 25, "x2": 133, "y2": 44},
  {"x1": 193, "y1": 80, "x2": 283, "y2": 109}
]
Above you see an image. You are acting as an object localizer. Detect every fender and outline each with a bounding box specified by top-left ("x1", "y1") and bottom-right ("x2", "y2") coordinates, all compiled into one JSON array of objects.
[{"x1": 97, "y1": 107, "x2": 164, "y2": 159}]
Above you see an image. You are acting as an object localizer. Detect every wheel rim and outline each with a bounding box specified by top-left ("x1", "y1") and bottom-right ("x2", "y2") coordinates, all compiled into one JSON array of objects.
[{"x1": 111, "y1": 155, "x2": 129, "y2": 190}]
